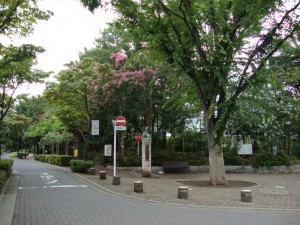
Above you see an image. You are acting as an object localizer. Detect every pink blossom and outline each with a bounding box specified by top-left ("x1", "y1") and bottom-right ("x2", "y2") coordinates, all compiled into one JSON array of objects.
[{"x1": 110, "y1": 52, "x2": 128, "y2": 67}]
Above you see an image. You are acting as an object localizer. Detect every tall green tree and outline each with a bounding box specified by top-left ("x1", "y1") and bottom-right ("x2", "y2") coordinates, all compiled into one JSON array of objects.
[
  {"x1": 44, "y1": 58, "x2": 114, "y2": 158},
  {"x1": 0, "y1": 1, "x2": 52, "y2": 158},
  {"x1": 82, "y1": 0, "x2": 300, "y2": 185}
]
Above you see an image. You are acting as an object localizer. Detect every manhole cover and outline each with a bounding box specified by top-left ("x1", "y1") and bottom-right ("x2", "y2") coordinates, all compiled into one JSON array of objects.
[{"x1": 178, "y1": 180, "x2": 257, "y2": 188}]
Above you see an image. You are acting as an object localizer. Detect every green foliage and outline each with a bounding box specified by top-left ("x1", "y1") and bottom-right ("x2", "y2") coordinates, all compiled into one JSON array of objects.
[
  {"x1": 0, "y1": 0, "x2": 52, "y2": 37},
  {"x1": 34, "y1": 154, "x2": 73, "y2": 166},
  {"x1": 0, "y1": 159, "x2": 14, "y2": 177},
  {"x1": 151, "y1": 151, "x2": 206, "y2": 166},
  {"x1": 252, "y1": 151, "x2": 291, "y2": 168},
  {"x1": 291, "y1": 140, "x2": 300, "y2": 159},
  {"x1": 70, "y1": 160, "x2": 93, "y2": 173},
  {"x1": 36, "y1": 154, "x2": 48, "y2": 162},
  {"x1": 0, "y1": 170, "x2": 7, "y2": 192},
  {"x1": 25, "y1": 117, "x2": 66, "y2": 138},
  {"x1": 15, "y1": 96, "x2": 47, "y2": 122},
  {"x1": 9, "y1": 152, "x2": 17, "y2": 158},
  {"x1": 118, "y1": 154, "x2": 138, "y2": 167},
  {"x1": 223, "y1": 152, "x2": 244, "y2": 166}
]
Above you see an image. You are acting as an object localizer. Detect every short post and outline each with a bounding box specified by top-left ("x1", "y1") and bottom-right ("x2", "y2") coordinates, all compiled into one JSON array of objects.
[
  {"x1": 113, "y1": 176, "x2": 120, "y2": 185},
  {"x1": 134, "y1": 181, "x2": 143, "y2": 193},
  {"x1": 241, "y1": 189, "x2": 252, "y2": 203},
  {"x1": 89, "y1": 168, "x2": 96, "y2": 175},
  {"x1": 178, "y1": 186, "x2": 188, "y2": 199},
  {"x1": 99, "y1": 171, "x2": 106, "y2": 180}
]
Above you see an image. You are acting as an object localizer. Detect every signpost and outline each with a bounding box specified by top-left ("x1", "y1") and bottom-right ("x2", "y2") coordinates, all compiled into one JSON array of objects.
[
  {"x1": 112, "y1": 116, "x2": 126, "y2": 178},
  {"x1": 135, "y1": 133, "x2": 142, "y2": 163}
]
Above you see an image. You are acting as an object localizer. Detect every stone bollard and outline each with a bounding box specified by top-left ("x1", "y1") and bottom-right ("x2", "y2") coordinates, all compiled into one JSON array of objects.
[
  {"x1": 241, "y1": 189, "x2": 252, "y2": 203},
  {"x1": 99, "y1": 171, "x2": 107, "y2": 180},
  {"x1": 113, "y1": 176, "x2": 120, "y2": 185},
  {"x1": 89, "y1": 168, "x2": 96, "y2": 175},
  {"x1": 134, "y1": 181, "x2": 143, "y2": 193},
  {"x1": 178, "y1": 186, "x2": 188, "y2": 199}
]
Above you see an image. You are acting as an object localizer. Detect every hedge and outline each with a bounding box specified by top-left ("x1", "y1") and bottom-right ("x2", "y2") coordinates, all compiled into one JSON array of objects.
[
  {"x1": 34, "y1": 154, "x2": 73, "y2": 166},
  {"x1": 252, "y1": 151, "x2": 291, "y2": 168},
  {"x1": 0, "y1": 170, "x2": 6, "y2": 192},
  {"x1": 0, "y1": 159, "x2": 14, "y2": 193},
  {"x1": 0, "y1": 159, "x2": 14, "y2": 177},
  {"x1": 70, "y1": 160, "x2": 93, "y2": 173}
]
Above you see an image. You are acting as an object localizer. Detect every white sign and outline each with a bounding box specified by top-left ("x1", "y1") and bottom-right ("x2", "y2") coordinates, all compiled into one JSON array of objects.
[
  {"x1": 91, "y1": 120, "x2": 99, "y2": 135},
  {"x1": 238, "y1": 144, "x2": 253, "y2": 155},
  {"x1": 104, "y1": 145, "x2": 112, "y2": 156},
  {"x1": 116, "y1": 126, "x2": 126, "y2": 131}
]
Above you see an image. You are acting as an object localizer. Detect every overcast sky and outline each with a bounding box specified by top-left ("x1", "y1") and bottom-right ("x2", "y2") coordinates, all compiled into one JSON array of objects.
[{"x1": 4, "y1": 0, "x2": 115, "y2": 96}]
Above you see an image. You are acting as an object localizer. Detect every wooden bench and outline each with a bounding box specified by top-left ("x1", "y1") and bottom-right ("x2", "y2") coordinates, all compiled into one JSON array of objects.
[
  {"x1": 17, "y1": 152, "x2": 29, "y2": 159},
  {"x1": 162, "y1": 161, "x2": 189, "y2": 173}
]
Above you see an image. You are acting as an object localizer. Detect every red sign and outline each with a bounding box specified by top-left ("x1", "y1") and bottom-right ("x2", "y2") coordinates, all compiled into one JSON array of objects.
[
  {"x1": 135, "y1": 133, "x2": 142, "y2": 142},
  {"x1": 116, "y1": 116, "x2": 126, "y2": 126}
]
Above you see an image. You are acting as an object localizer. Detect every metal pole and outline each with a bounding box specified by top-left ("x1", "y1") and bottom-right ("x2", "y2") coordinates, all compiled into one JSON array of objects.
[
  {"x1": 137, "y1": 141, "x2": 139, "y2": 166},
  {"x1": 113, "y1": 123, "x2": 116, "y2": 177}
]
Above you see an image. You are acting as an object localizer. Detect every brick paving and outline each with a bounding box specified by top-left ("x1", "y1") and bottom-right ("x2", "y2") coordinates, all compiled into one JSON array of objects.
[
  {"x1": 79, "y1": 165, "x2": 300, "y2": 210},
  {"x1": 3, "y1": 156, "x2": 300, "y2": 225}
]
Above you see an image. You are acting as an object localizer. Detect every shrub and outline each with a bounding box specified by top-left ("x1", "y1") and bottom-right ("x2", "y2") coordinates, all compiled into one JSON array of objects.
[
  {"x1": 118, "y1": 155, "x2": 138, "y2": 167},
  {"x1": 70, "y1": 160, "x2": 93, "y2": 173},
  {"x1": 0, "y1": 170, "x2": 7, "y2": 192},
  {"x1": 276, "y1": 152, "x2": 291, "y2": 166},
  {"x1": 9, "y1": 152, "x2": 18, "y2": 158},
  {"x1": 0, "y1": 159, "x2": 14, "y2": 177},
  {"x1": 252, "y1": 151, "x2": 291, "y2": 168},
  {"x1": 35, "y1": 154, "x2": 73, "y2": 166},
  {"x1": 37, "y1": 154, "x2": 48, "y2": 162},
  {"x1": 224, "y1": 152, "x2": 244, "y2": 165},
  {"x1": 54, "y1": 155, "x2": 73, "y2": 166}
]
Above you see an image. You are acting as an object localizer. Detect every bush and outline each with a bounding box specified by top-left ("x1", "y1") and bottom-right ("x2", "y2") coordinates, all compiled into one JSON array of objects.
[
  {"x1": 37, "y1": 154, "x2": 48, "y2": 162},
  {"x1": 0, "y1": 170, "x2": 7, "y2": 192},
  {"x1": 9, "y1": 152, "x2": 18, "y2": 158},
  {"x1": 70, "y1": 160, "x2": 93, "y2": 173},
  {"x1": 252, "y1": 151, "x2": 291, "y2": 168},
  {"x1": 35, "y1": 154, "x2": 73, "y2": 166},
  {"x1": 118, "y1": 155, "x2": 139, "y2": 167},
  {"x1": 224, "y1": 152, "x2": 244, "y2": 165},
  {"x1": 34, "y1": 154, "x2": 40, "y2": 161},
  {"x1": 54, "y1": 155, "x2": 74, "y2": 166},
  {"x1": 0, "y1": 159, "x2": 14, "y2": 177}
]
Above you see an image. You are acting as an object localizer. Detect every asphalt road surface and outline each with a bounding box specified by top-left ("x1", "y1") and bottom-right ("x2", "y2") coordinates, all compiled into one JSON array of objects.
[{"x1": 7, "y1": 157, "x2": 300, "y2": 225}]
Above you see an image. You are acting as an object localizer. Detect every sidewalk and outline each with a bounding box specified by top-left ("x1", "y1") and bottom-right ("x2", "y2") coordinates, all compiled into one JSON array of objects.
[{"x1": 77, "y1": 165, "x2": 300, "y2": 211}]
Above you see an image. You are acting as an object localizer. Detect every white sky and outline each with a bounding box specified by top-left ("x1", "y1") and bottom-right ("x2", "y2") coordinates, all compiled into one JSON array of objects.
[{"x1": 3, "y1": 0, "x2": 115, "y2": 96}]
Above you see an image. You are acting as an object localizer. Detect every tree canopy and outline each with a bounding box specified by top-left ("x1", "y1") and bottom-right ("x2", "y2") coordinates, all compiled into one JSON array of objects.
[{"x1": 81, "y1": 0, "x2": 300, "y2": 185}]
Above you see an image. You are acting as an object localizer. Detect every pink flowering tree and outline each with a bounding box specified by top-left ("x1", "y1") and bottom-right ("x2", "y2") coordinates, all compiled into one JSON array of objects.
[{"x1": 105, "y1": 47, "x2": 164, "y2": 134}]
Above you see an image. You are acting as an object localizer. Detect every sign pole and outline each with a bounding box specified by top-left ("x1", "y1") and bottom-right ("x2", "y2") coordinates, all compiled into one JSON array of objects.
[
  {"x1": 137, "y1": 141, "x2": 140, "y2": 166},
  {"x1": 112, "y1": 120, "x2": 117, "y2": 177}
]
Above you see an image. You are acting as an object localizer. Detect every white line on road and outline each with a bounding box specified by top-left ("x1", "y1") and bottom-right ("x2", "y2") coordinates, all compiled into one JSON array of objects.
[{"x1": 18, "y1": 185, "x2": 88, "y2": 190}]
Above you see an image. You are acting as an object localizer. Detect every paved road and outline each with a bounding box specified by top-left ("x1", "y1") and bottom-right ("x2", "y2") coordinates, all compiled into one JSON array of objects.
[{"x1": 5, "y1": 158, "x2": 300, "y2": 225}]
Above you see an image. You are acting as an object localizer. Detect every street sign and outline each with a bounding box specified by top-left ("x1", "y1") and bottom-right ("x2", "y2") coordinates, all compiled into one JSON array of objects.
[
  {"x1": 135, "y1": 133, "x2": 142, "y2": 142},
  {"x1": 116, "y1": 126, "x2": 126, "y2": 131},
  {"x1": 104, "y1": 144, "x2": 112, "y2": 156},
  {"x1": 91, "y1": 120, "x2": 99, "y2": 135},
  {"x1": 116, "y1": 116, "x2": 126, "y2": 126}
]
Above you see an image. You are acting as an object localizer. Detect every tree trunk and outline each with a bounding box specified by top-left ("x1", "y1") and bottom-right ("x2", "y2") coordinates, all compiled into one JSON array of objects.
[{"x1": 206, "y1": 116, "x2": 228, "y2": 186}]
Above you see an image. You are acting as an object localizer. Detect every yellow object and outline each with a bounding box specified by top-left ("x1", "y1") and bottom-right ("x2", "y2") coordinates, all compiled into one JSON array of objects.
[{"x1": 74, "y1": 149, "x2": 78, "y2": 157}]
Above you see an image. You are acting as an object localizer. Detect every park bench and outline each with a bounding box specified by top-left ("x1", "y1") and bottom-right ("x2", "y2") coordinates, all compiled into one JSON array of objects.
[
  {"x1": 162, "y1": 161, "x2": 189, "y2": 173},
  {"x1": 17, "y1": 152, "x2": 29, "y2": 159}
]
